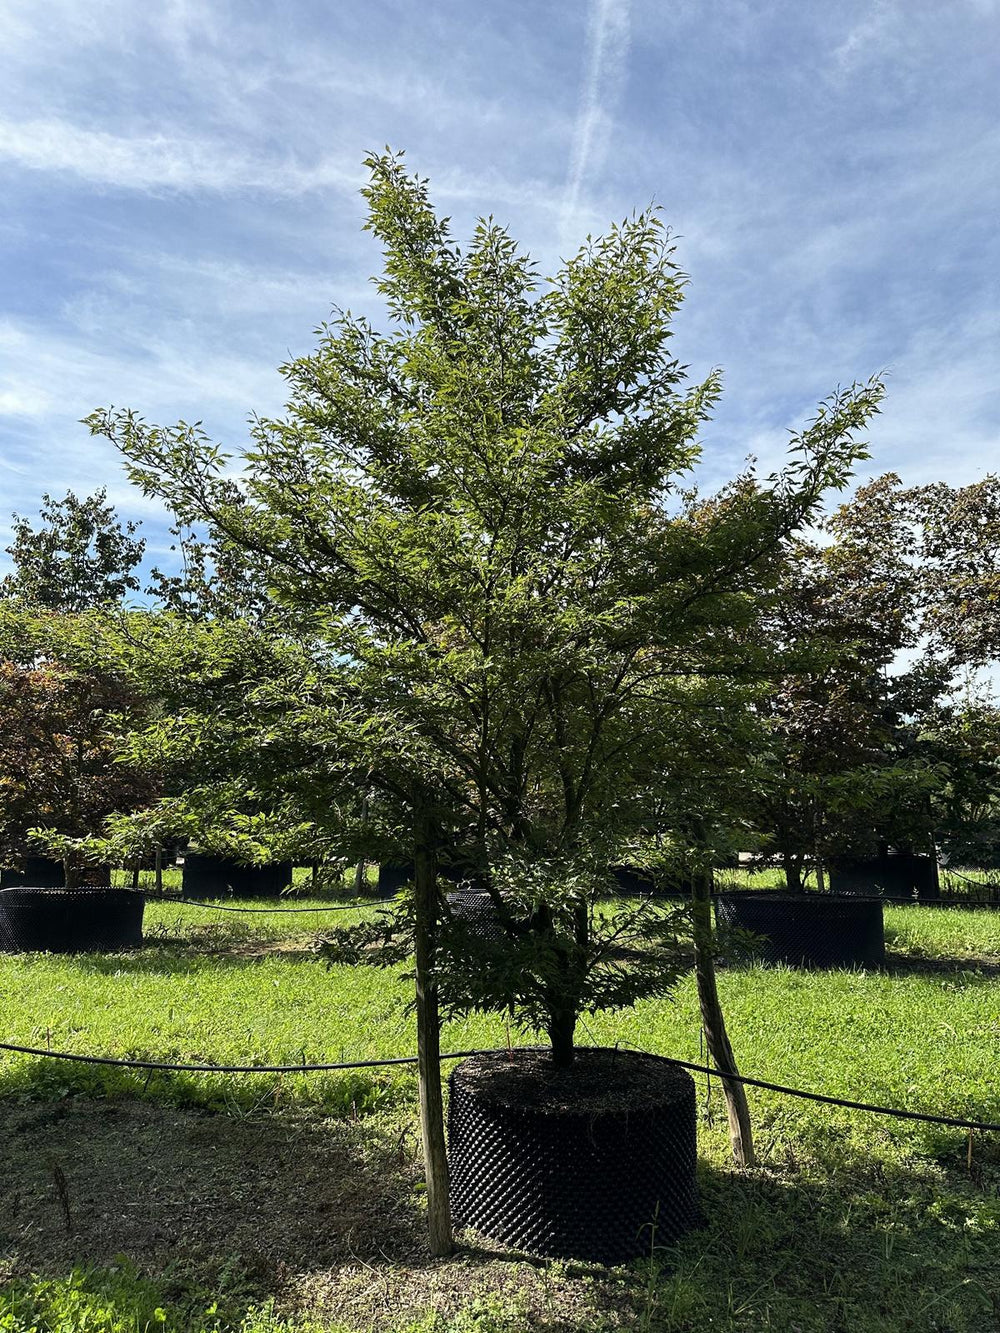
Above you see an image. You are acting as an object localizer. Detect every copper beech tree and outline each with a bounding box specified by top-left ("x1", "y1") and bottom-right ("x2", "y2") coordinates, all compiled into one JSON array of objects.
[
  {"x1": 88, "y1": 151, "x2": 883, "y2": 1249},
  {"x1": 0, "y1": 613, "x2": 157, "y2": 883}
]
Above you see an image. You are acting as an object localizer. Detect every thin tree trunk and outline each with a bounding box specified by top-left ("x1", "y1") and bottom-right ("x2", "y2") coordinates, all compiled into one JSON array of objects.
[
  {"x1": 691, "y1": 862, "x2": 756, "y2": 1167},
  {"x1": 785, "y1": 853, "x2": 803, "y2": 894},
  {"x1": 154, "y1": 847, "x2": 163, "y2": 895},
  {"x1": 353, "y1": 861, "x2": 366, "y2": 894},
  {"x1": 547, "y1": 1008, "x2": 577, "y2": 1068},
  {"x1": 413, "y1": 818, "x2": 453, "y2": 1256}
]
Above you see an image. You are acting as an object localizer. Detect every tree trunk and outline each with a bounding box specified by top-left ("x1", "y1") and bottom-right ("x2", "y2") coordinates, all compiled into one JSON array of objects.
[
  {"x1": 154, "y1": 847, "x2": 163, "y2": 895},
  {"x1": 547, "y1": 1008, "x2": 577, "y2": 1068},
  {"x1": 785, "y1": 853, "x2": 803, "y2": 893},
  {"x1": 353, "y1": 860, "x2": 366, "y2": 894},
  {"x1": 413, "y1": 821, "x2": 453, "y2": 1256},
  {"x1": 691, "y1": 863, "x2": 756, "y2": 1167}
]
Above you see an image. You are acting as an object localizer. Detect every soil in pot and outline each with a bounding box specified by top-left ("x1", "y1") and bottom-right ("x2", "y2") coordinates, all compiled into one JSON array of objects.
[
  {"x1": 448, "y1": 1047, "x2": 699, "y2": 1265},
  {"x1": 715, "y1": 891, "x2": 885, "y2": 968},
  {"x1": 0, "y1": 887, "x2": 145, "y2": 953}
]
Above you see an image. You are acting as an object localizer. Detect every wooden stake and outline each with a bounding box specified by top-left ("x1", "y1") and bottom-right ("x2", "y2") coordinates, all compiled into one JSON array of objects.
[{"x1": 691, "y1": 861, "x2": 756, "y2": 1168}]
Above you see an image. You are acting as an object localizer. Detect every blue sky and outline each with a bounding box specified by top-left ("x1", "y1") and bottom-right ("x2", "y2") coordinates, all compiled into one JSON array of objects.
[{"x1": 1, "y1": 0, "x2": 998, "y2": 574}]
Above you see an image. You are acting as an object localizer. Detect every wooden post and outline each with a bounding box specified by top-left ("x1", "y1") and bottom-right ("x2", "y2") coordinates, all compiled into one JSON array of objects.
[
  {"x1": 691, "y1": 860, "x2": 756, "y2": 1168},
  {"x1": 154, "y1": 847, "x2": 163, "y2": 895},
  {"x1": 413, "y1": 818, "x2": 453, "y2": 1256}
]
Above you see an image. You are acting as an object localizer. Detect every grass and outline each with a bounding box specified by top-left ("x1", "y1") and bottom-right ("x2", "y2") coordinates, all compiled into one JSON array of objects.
[{"x1": 3, "y1": 898, "x2": 1000, "y2": 1329}]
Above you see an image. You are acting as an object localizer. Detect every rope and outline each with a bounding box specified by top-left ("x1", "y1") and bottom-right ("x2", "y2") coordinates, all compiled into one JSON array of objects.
[
  {"x1": 0, "y1": 1039, "x2": 487, "y2": 1075},
  {"x1": 2, "y1": 1037, "x2": 999, "y2": 1133},
  {"x1": 158, "y1": 896, "x2": 393, "y2": 914}
]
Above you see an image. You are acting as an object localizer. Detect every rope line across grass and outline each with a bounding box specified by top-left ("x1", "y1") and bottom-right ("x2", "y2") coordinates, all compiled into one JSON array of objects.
[
  {"x1": 2, "y1": 1036, "x2": 999, "y2": 1133},
  {"x1": 160, "y1": 896, "x2": 394, "y2": 914}
]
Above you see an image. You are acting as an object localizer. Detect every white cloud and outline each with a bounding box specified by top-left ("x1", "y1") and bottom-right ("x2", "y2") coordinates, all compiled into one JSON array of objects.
[{"x1": 0, "y1": 118, "x2": 361, "y2": 196}]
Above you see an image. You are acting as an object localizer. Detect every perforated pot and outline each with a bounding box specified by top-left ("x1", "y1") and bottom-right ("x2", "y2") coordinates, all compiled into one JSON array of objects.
[
  {"x1": 448, "y1": 1047, "x2": 699, "y2": 1264},
  {"x1": 0, "y1": 887, "x2": 145, "y2": 953},
  {"x1": 715, "y1": 891, "x2": 884, "y2": 968}
]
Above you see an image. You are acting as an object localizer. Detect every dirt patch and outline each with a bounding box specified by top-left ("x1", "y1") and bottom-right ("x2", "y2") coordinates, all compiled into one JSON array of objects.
[{"x1": 0, "y1": 1096, "x2": 651, "y2": 1331}]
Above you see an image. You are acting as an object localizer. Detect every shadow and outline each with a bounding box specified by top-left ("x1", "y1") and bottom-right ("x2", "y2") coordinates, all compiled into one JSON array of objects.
[
  {"x1": 32, "y1": 937, "x2": 328, "y2": 978},
  {"x1": 4, "y1": 1092, "x2": 1000, "y2": 1331},
  {"x1": 881, "y1": 948, "x2": 1000, "y2": 979},
  {"x1": 0, "y1": 1095, "x2": 424, "y2": 1278}
]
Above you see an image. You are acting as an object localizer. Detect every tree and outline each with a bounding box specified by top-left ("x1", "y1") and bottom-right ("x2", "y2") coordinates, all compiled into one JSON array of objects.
[
  {"x1": 748, "y1": 478, "x2": 945, "y2": 887},
  {"x1": 2, "y1": 488, "x2": 145, "y2": 612},
  {"x1": 88, "y1": 150, "x2": 882, "y2": 1241},
  {"x1": 0, "y1": 608, "x2": 157, "y2": 883}
]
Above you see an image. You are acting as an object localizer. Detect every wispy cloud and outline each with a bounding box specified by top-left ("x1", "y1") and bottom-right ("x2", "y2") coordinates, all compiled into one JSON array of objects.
[
  {"x1": 0, "y1": 119, "x2": 361, "y2": 197},
  {"x1": 561, "y1": 0, "x2": 630, "y2": 245}
]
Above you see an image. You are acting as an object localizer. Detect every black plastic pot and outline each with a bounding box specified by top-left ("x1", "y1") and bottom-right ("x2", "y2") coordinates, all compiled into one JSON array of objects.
[
  {"x1": 181, "y1": 854, "x2": 293, "y2": 898},
  {"x1": 446, "y1": 887, "x2": 506, "y2": 942},
  {"x1": 715, "y1": 891, "x2": 884, "y2": 968},
  {"x1": 448, "y1": 1047, "x2": 699, "y2": 1264},
  {"x1": 0, "y1": 856, "x2": 66, "y2": 888},
  {"x1": 376, "y1": 863, "x2": 412, "y2": 898},
  {"x1": 829, "y1": 852, "x2": 939, "y2": 900},
  {"x1": 612, "y1": 865, "x2": 692, "y2": 897},
  {"x1": 0, "y1": 887, "x2": 145, "y2": 953}
]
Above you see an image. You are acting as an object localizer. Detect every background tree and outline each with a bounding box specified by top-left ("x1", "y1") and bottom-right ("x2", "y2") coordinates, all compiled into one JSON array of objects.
[
  {"x1": 0, "y1": 608, "x2": 157, "y2": 883},
  {"x1": 748, "y1": 476, "x2": 952, "y2": 886},
  {"x1": 88, "y1": 151, "x2": 882, "y2": 1241},
  {"x1": 2, "y1": 489, "x2": 145, "y2": 611}
]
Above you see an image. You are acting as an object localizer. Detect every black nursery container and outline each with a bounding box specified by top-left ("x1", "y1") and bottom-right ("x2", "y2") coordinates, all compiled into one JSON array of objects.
[
  {"x1": 448, "y1": 1048, "x2": 700, "y2": 1265},
  {"x1": 715, "y1": 892, "x2": 884, "y2": 968},
  {"x1": 376, "y1": 863, "x2": 413, "y2": 898},
  {"x1": 829, "y1": 852, "x2": 939, "y2": 900},
  {"x1": 446, "y1": 886, "x2": 506, "y2": 943},
  {"x1": 0, "y1": 887, "x2": 145, "y2": 953},
  {"x1": 611, "y1": 865, "x2": 693, "y2": 898},
  {"x1": 0, "y1": 856, "x2": 66, "y2": 888},
  {"x1": 181, "y1": 854, "x2": 293, "y2": 898}
]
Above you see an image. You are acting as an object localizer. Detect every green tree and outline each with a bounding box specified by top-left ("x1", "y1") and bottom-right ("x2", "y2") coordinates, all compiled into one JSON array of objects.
[
  {"x1": 2, "y1": 489, "x2": 145, "y2": 611},
  {"x1": 88, "y1": 151, "x2": 882, "y2": 1245}
]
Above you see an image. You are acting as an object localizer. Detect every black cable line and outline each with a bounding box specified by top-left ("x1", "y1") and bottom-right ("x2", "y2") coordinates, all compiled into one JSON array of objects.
[
  {"x1": 0, "y1": 1039, "x2": 487, "y2": 1075},
  {"x1": 2, "y1": 1036, "x2": 999, "y2": 1133},
  {"x1": 158, "y1": 896, "x2": 394, "y2": 914}
]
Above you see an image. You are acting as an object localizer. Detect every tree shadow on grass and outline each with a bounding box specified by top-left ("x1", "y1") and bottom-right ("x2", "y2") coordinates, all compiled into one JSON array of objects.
[
  {"x1": 881, "y1": 947, "x2": 1000, "y2": 979},
  {"x1": 65, "y1": 934, "x2": 324, "y2": 973},
  {"x1": 3, "y1": 1092, "x2": 1000, "y2": 1332}
]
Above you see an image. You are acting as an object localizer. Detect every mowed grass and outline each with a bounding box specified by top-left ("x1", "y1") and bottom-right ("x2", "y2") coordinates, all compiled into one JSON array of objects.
[{"x1": 3, "y1": 900, "x2": 1000, "y2": 1330}]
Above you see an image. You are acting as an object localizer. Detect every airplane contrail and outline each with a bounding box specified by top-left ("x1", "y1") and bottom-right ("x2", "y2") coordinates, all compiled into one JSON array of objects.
[{"x1": 561, "y1": 0, "x2": 630, "y2": 246}]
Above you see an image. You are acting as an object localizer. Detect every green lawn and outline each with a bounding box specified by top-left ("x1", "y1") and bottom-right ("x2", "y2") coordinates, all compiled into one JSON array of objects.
[{"x1": 2, "y1": 899, "x2": 1000, "y2": 1331}]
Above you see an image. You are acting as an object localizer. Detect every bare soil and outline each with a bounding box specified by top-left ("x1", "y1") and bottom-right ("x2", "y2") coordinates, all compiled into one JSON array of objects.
[{"x1": 0, "y1": 1096, "x2": 649, "y2": 1331}]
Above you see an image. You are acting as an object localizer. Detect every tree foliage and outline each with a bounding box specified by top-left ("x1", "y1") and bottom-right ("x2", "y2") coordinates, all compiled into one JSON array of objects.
[
  {"x1": 0, "y1": 609, "x2": 157, "y2": 881},
  {"x1": 87, "y1": 151, "x2": 883, "y2": 1062},
  {"x1": 2, "y1": 489, "x2": 145, "y2": 611}
]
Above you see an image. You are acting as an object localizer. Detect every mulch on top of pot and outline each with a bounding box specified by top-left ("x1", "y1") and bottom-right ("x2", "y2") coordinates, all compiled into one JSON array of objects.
[{"x1": 454, "y1": 1046, "x2": 690, "y2": 1115}]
